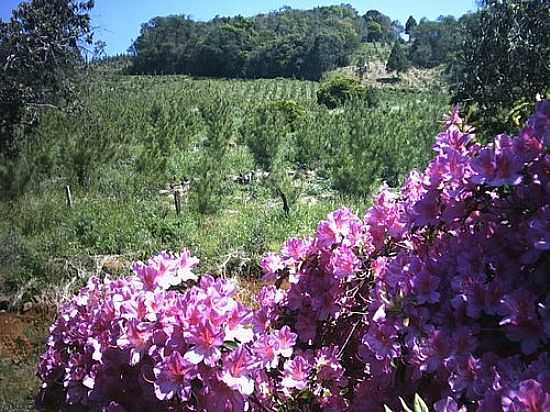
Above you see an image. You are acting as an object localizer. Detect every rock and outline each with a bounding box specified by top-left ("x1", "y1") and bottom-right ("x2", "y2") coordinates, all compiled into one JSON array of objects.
[{"x1": 0, "y1": 296, "x2": 9, "y2": 311}]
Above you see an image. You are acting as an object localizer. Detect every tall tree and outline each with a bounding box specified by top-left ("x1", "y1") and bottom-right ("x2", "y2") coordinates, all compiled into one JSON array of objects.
[
  {"x1": 408, "y1": 16, "x2": 463, "y2": 68},
  {"x1": 363, "y1": 10, "x2": 398, "y2": 44},
  {"x1": 453, "y1": 0, "x2": 550, "y2": 133},
  {"x1": 386, "y1": 40, "x2": 409, "y2": 74},
  {"x1": 405, "y1": 15, "x2": 417, "y2": 37},
  {"x1": 0, "y1": 0, "x2": 94, "y2": 158}
]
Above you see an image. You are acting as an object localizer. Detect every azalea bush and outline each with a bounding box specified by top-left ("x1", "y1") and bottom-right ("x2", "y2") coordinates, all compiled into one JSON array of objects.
[{"x1": 37, "y1": 100, "x2": 550, "y2": 411}]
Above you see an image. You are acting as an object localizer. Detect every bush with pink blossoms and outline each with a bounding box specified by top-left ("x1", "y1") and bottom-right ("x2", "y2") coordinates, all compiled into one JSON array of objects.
[
  {"x1": 36, "y1": 250, "x2": 260, "y2": 411},
  {"x1": 253, "y1": 100, "x2": 550, "y2": 411},
  {"x1": 38, "y1": 100, "x2": 550, "y2": 411}
]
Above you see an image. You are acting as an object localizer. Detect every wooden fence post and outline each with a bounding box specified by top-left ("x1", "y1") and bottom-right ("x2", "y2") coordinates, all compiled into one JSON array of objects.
[
  {"x1": 65, "y1": 185, "x2": 74, "y2": 209},
  {"x1": 174, "y1": 190, "x2": 181, "y2": 216}
]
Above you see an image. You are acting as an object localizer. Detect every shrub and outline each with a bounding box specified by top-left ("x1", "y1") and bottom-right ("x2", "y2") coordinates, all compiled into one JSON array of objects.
[
  {"x1": 266, "y1": 100, "x2": 306, "y2": 129},
  {"x1": 328, "y1": 97, "x2": 440, "y2": 196},
  {"x1": 137, "y1": 91, "x2": 198, "y2": 183},
  {"x1": 38, "y1": 100, "x2": 550, "y2": 411},
  {"x1": 386, "y1": 40, "x2": 409, "y2": 74},
  {"x1": 317, "y1": 74, "x2": 379, "y2": 110},
  {"x1": 241, "y1": 100, "x2": 303, "y2": 172},
  {"x1": 256, "y1": 100, "x2": 550, "y2": 411}
]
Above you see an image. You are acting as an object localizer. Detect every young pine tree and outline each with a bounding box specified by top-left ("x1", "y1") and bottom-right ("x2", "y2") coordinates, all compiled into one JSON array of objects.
[{"x1": 386, "y1": 41, "x2": 409, "y2": 75}]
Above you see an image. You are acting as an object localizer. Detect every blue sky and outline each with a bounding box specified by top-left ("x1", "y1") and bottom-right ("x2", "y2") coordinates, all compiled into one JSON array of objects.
[{"x1": 1, "y1": 0, "x2": 479, "y2": 56}]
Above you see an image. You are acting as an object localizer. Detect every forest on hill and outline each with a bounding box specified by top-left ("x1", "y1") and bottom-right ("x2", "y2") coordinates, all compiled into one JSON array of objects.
[{"x1": 128, "y1": 5, "x2": 472, "y2": 80}]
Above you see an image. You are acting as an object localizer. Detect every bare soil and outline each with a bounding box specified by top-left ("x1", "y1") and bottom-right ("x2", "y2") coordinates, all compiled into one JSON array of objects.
[{"x1": 0, "y1": 308, "x2": 54, "y2": 411}]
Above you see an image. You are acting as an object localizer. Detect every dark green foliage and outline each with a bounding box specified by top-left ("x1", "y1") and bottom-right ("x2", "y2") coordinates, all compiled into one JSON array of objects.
[
  {"x1": 363, "y1": 10, "x2": 402, "y2": 44},
  {"x1": 0, "y1": 0, "x2": 94, "y2": 201},
  {"x1": 129, "y1": 15, "x2": 206, "y2": 76},
  {"x1": 128, "y1": 5, "x2": 471, "y2": 80},
  {"x1": 267, "y1": 100, "x2": 306, "y2": 132},
  {"x1": 453, "y1": 0, "x2": 550, "y2": 135},
  {"x1": 386, "y1": 41, "x2": 410, "y2": 74},
  {"x1": 408, "y1": 16, "x2": 465, "y2": 68},
  {"x1": 129, "y1": 5, "x2": 363, "y2": 80},
  {"x1": 241, "y1": 101, "x2": 301, "y2": 171},
  {"x1": 136, "y1": 90, "x2": 197, "y2": 183},
  {"x1": 193, "y1": 94, "x2": 233, "y2": 214},
  {"x1": 0, "y1": 0, "x2": 94, "y2": 158},
  {"x1": 405, "y1": 16, "x2": 417, "y2": 36},
  {"x1": 328, "y1": 93, "x2": 444, "y2": 196},
  {"x1": 317, "y1": 75, "x2": 379, "y2": 110}
]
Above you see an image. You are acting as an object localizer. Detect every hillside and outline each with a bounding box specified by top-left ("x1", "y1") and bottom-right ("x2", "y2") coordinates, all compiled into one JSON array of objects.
[
  {"x1": 345, "y1": 61, "x2": 445, "y2": 91},
  {"x1": 127, "y1": 6, "x2": 467, "y2": 82}
]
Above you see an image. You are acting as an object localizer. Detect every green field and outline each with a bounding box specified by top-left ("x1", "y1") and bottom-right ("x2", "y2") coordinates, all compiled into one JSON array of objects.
[
  {"x1": 1, "y1": 73, "x2": 448, "y2": 297},
  {"x1": 0, "y1": 73, "x2": 448, "y2": 410}
]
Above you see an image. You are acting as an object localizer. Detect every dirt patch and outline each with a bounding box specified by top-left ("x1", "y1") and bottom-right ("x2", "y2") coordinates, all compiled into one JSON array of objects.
[
  {"x1": 234, "y1": 277, "x2": 265, "y2": 309},
  {"x1": 0, "y1": 308, "x2": 54, "y2": 410},
  {"x1": 0, "y1": 307, "x2": 54, "y2": 362},
  {"x1": 0, "y1": 313, "x2": 33, "y2": 361}
]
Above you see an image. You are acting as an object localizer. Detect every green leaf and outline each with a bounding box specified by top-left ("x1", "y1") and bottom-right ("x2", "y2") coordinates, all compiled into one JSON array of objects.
[
  {"x1": 298, "y1": 389, "x2": 314, "y2": 401},
  {"x1": 413, "y1": 394, "x2": 429, "y2": 412},
  {"x1": 223, "y1": 340, "x2": 238, "y2": 350},
  {"x1": 399, "y1": 397, "x2": 414, "y2": 412}
]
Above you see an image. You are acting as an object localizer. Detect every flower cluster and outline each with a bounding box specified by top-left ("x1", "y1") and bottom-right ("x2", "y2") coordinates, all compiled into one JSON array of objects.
[
  {"x1": 36, "y1": 250, "x2": 303, "y2": 411},
  {"x1": 36, "y1": 250, "x2": 260, "y2": 411},
  {"x1": 38, "y1": 100, "x2": 550, "y2": 411},
  {"x1": 253, "y1": 100, "x2": 550, "y2": 411}
]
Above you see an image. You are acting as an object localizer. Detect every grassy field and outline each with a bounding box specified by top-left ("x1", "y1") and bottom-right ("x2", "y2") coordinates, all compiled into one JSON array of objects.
[{"x1": 0, "y1": 72, "x2": 449, "y2": 409}]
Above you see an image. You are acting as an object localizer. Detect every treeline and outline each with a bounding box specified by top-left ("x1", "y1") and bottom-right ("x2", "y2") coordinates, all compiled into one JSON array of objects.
[
  {"x1": 384, "y1": 14, "x2": 477, "y2": 75},
  {"x1": 129, "y1": 5, "x2": 413, "y2": 80},
  {"x1": 129, "y1": 5, "x2": 363, "y2": 80},
  {"x1": 128, "y1": 5, "x2": 477, "y2": 80},
  {"x1": 406, "y1": 14, "x2": 475, "y2": 69}
]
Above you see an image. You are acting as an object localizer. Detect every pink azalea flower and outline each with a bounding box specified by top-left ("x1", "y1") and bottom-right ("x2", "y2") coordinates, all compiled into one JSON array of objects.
[
  {"x1": 220, "y1": 346, "x2": 255, "y2": 395},
  {"x1": 316, "y1": 208, "x2": 362, "y2": 249},
  {"x1": 184, "y1": 320, "x2": 224, "y2": 366},
  {"x1": 272, "y1": 326, "x2": 297, "y2": 358},
  {"x1": 282, "y1": 238, "x2": 312, "y2": 263},
  {"x1": 174, "y1": 249, "x2": 200, "y2": 283},
  {"x1": 260, "y1": 253, "x2": 285, "y2": 282},
  {"x1": 116, "y1": 319, "x2": 153, "y2": 366},
  {"x1": 434, "y1": 397, "x2": 467, "y2": 412},
  {"x1": 132, "y1": 250, "x2": 199, "y2": 291},
  {"x1": 502, "y1": 379, "x2": 550, "y2": 412},
  {"x1": 362, "y1": 322, "x2": 400, "y2": 360},
  {"x1": 471, "y1": 134, "x2": 524, "y2": 187},
  {"x1": 199, "y1": 378, "x2": 247, "y2": 412},
  {"x1": 330, "y1": 245, "x2": 361, "y2": 280},
  {"x1": 412, "y1": 271, "x2": 441, "y2": 304},
  {"x1": 315, "y1": 346, "x2": 345, "y2": 382},
  {"x1": 529, "y1": 99, "x2": 550, "y2": 146},
  {"x1": 281, "y1": 356, "x2": 310, "y2": 392},
  {"x1": 153, "y1": 351, "x2": 196, "y2": 401},
  {"x1": 224, "y1": 303, "x2": 254, "y2": 343},
  {"x1": 253, "y1": 334, "x2": 279, "y2": 369}
]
